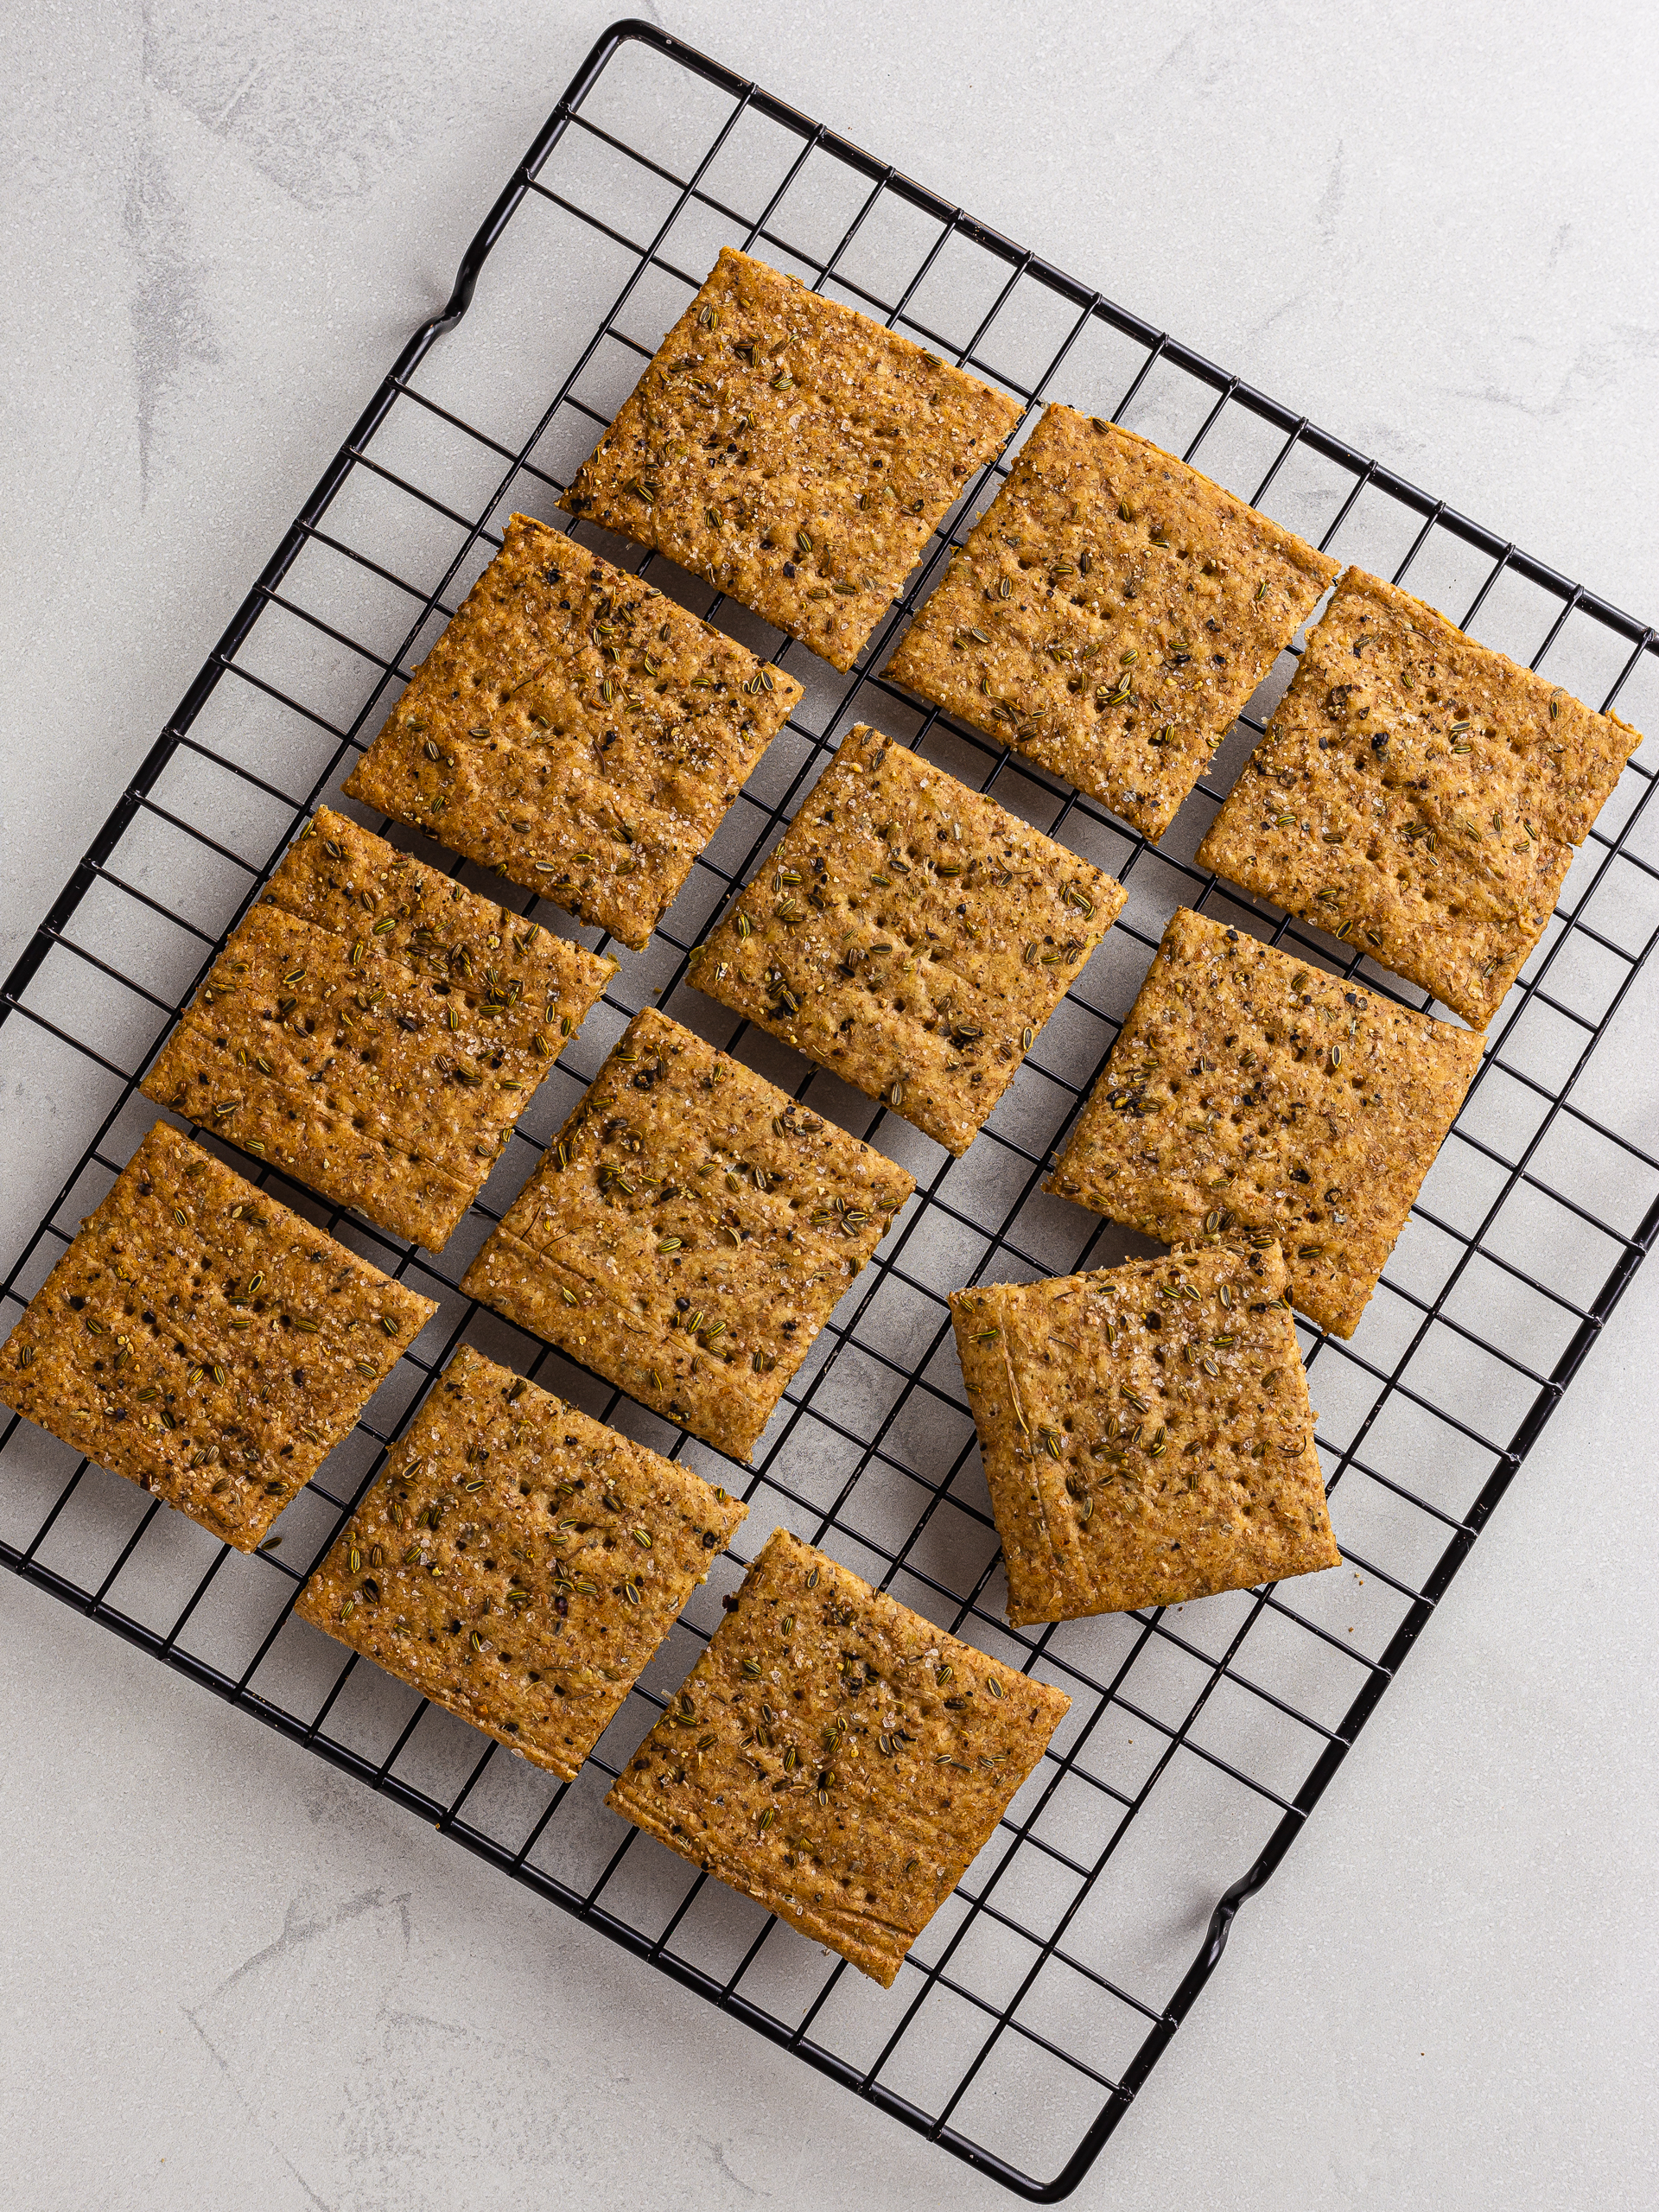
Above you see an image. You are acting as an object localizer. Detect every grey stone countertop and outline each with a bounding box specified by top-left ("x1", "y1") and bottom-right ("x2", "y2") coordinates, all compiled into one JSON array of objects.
[{"x1": 3, "y1": 4, "x2": 1656, "y2": 2208}]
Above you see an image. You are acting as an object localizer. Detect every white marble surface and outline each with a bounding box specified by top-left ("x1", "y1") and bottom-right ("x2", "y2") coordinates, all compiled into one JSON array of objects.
[{"x1": 3, "y1": 4, "x2": 1658, "y2": 2207}]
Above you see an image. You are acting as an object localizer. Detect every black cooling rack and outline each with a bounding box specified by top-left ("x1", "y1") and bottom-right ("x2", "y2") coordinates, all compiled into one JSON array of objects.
[{"x1": 3, "y1": 19, "x2": 1657, "y2": 2202}]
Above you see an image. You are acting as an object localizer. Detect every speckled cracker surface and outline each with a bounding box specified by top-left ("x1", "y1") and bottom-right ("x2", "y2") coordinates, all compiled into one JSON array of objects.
[
  {"x1": 950, "y1": 1243, "x2": 1337, "y2": 1625},
  {"x1": 562, "y1": 247, "x2": 1021, "y2": 672},
  {"x1": 605, "y1": 1528, "x2": 1068, "y2": 1986},
  {"x1": 142, "y1": 807, "x2": 615, "y2": 1250},
  {"x1": 461, "y1": 1009, "x2": 914, "y2": 1461},
  {"x1": 1, "y1": 1122, "x2": 434, "y2": 1551},
  {"x1": 344, "y1": 515, "x2": 801, "y2": 950},
  {"x1": 1048, "y1": 908, "x2": 1483, "y2": 1336},
  {"x1": 887, "y1": 407, "x2": 1338, "y2": 840},
  {"x1": 296, "y1": 1344, "x2": 746, "y2": 1778},
  {"x1": 690, "y1": 726, "x2": 1123, "y2": 1154},
  {"x1": 1195, "y1": 568, "x2": 1643, "y2": 1026}
]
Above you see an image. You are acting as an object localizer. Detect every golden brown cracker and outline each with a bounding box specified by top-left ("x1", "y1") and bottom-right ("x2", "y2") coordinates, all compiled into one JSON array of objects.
[
  {"x1": 1048, "y1": 907, "x2": 1483, "y2": 1336},
  {"x1": 1196, "y1": 568, "x2": 1643, "y2": 1025},
  {"x1": 690, "y1": 725, "x2": 1124, "y2": 1154},
  {"x1": 345, "y1": 515, "x2": 801, "y2": 949},
  {"x1": 1, "y1": 1122, "x2": 435, "y2": 1550},
  {"x1": 606, "y1": 1527, "x2": 1069, "y2": 1986},
  {"x1": 296, "y1": 1344, "x2": 747, "y2": 1777},
  {"x1": 562, "y1": 247, "x2": 1021, "y2": 671},
  {"x1": 461, "y1": 1008, "x2": 914, "y2": 1461},
  {"x1": 142, "y1": 807, "x2": 614, "y2": 1249},
  {"x1": 887, "y1": 407, "x2": 1338, "y2": 839}
]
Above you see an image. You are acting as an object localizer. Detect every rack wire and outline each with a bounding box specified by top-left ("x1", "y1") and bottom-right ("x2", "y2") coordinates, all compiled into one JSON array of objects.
[{"x1": 3, "y1": 19, "x2": 1656, "y2": 2201}]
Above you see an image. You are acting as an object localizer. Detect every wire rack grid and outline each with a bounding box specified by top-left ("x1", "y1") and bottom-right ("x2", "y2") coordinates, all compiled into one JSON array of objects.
[{"x1": 3, "y1": 19, "x2": 1657, "y2": 2202}]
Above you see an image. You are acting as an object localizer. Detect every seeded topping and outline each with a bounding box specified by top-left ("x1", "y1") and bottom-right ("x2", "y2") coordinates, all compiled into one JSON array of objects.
[
  {"x1": 345, "y1": 516, "x2": 801, "y2": 950},
  {"x1": 605, "y1": 1527, "x2": 1068, "y2": 1987},
  {"x1": 141, "y1": 806, "x2": 615, "y2": 1250},
  {"x1": 887, "y1": 406, "x2": 1339, "y2": 841},
  {"x1": 296, "y1": 1344, "x2": 745, "y2": 1778},
  {"x1": 690, "y1": 724, "x2": 1124, "y2": 1154},
  {"x1": 951, "y1": 1242, "x2": 1338, "y2": 1624},
  {"x1": 0, "y1": 1122, "x2": 435, "y2": 1551},
  {"x1": 1050, "y1": 909, "x2": 1482, "y2": 1336},
  {"x1": 1196, "y1": 567, "x2": 1643, "y2": 1026},
  {"x1": 461, "y1": 1007, "x2": 915, "y2": 1461},
  {"x1": 561, "y1": 246, "x2": 1021, "y2": 672}
]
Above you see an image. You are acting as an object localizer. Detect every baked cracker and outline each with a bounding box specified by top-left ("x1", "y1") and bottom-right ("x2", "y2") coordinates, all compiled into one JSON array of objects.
[
  {"x1": 887, "y1": 407, "x2": 1338, "y2": 839},
  {"x1": 296, "y1": 1344, "x2": 747, "y2": 1777},
  {"x1": 690, "y1": 725, "x2": 1124, "y2": 1154},
  {"x1": 142, "y1": 806, "x2": 614, "y2": 1250},
  {"x1": 461, "y1": 1008, "x2": 915, "y2": 1461},
  {"x1": 1, "y1": 1121, "x2": 435, "y2": 1551},
  {"x1": 951, "y1": 1242, "x2": 1338, "y2": 1624},
  {"x1": 562, "y1": 247, "x2": 1021, "y2": 671},
  {"x1": 1047, "y1": 907, "x2": 1483, "y2": 1336},
  {"x1": 1196, "y1": 568, "x2": 1644, "y2": 1025},
  {"x1": 345, "y1": 514, "x2": 801, "y2": 950},
  {"x1": 606, "y1": 1526, "x2": 1069, "y2": 1986}
]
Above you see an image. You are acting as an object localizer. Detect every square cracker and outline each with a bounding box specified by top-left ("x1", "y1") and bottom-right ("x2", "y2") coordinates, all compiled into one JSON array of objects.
[
  {"x1": 606, "y1": 1527, "x2": 1070, "y2": 1987},
  {"x1": 142, "y1": 806, "x2": 615, "y2": 1251},
  {"x1": 562, "y1": 246, "x2": 1021, "y2": 672},
  {"x1": 344, "y1": 515, "x2": 801, "y2": 950},
  {"x1": 1196, "y1": 568, "x2": 1644, "y2": 1026},
  {"x1": 690, "y1": 725, "x2": 1125, "y2": 1154},
  {"x1": 1048, "y1": 907, "x2": 1483, "y2": 1337},
  {"x1": 295, "y1": 1344, "x2": 747, "y2": 1779},
  {"x1": 1, "y1": 1121, "x2": 435, "y2": 1551},
  {"x1": 950, "y1": 1243, "x2": 1338, "y2": 1625},
  {"x1": 886, "y1": 406, "x2": 1338, "y2": 841},
  {"x1": 461, "y1": 1008, "x2": 914, "y2": 1462}
]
